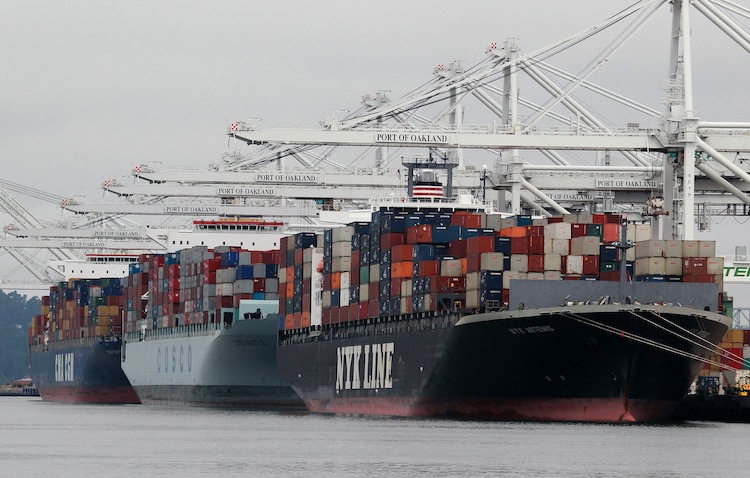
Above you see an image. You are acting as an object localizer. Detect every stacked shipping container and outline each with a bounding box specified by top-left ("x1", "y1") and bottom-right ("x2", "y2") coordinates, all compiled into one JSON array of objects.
[
  {"x1": 278, "y1": 210, "x2": 726, "y2": 332},
  {"x1": 28, "y1": 278, "x2": 125, "y2": 344}
]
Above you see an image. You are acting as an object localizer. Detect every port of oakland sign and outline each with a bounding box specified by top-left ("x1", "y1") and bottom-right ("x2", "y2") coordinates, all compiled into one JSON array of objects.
[
  {"x1": 375, "y1": 132, "x2": 449, "y2": 144},
  {"x1": 595, "y1": 179, "x2": 660, "y2": 189},
  {"x1": 163, "y1": 206, "x2": 218, "y2": 214},
  {"x1": 255, "y1": 173, "x2": 320, "y2": 184},
  {"x1": 215, "y1": 187, "x2": 277, "y2": 197}
]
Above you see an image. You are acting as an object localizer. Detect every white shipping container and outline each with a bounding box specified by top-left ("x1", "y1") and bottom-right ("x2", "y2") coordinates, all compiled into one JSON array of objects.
[
  {"x1": 370, "y1": 264, "x2": 380, "y2": 283},
  {"x1": 552, "y1": 239, "x2": 569, "y2": 255},
  {"x1": 303, "y1": 247, "x2": 314, "y2": 262},
  {"x1": 636, "y1": 240, "x2": 665, "y2": 259},
  {"x1": 234, "y1": 279, "x2": 254, "y2": 294},
  {"x1": 217, "y1": 268, "x2": 235, "y2": 284},
  {"x1": 480, "y1": 252, "x2": 504, "y2": 271},
  {"x1": 634, "y1": 223, "x2": 652, "y2": 242},
  {"x1": 635, "y1": 257, "x2": 666, "y2": 276},
  {"x1": 626, "y1": 248, "x2": 635, "y2": 262},
  {"x1": 664, "y1": 258, "x2": 683, "y2": 276},
  {"x1": 486, "y1": 215, "x2": 503, "y2": 231},
  {"x1": 279, "y1": 267, "x2": 287, "y2": 284},
  {"x1": 707, "y1": 257, "x2": 724, "y2": 275},
  {"x1": 218, "y1": 283, "x2": 234, "y2": 296},
  {"x1": 544, "y1": 271, "x2": 562, "y2": 281},
  {"x1": 340, "y1": 288, "x2": 350, "y2": 307},
  {"x1": 503, "y1": 271, "x2": 527, "y2": 289},
  {"x1": 698, "y1": 241, "x2": 717, "y2": 258},
  {"x1": 441, "y1": 259, "x2": 463, "y2": 276},
  {"x1": 565, "y1": 255, "x2": 584, "y2": 275},
  {"x1": 683, "y1": 240, "x2": 699, "y2": 257},
  {"x1": 501, "y1": 217, "x2": 517, "y2": 229},
  {"x1": 562, "y1": 214, "x2": 579, "y2": 224},
  {"x1": 341, "y1": 271, "x2": 351, "y2": 289},
  {"x1": 466, "y1": 289, "x2": 480, "y2": 309},
  {"x1": 466, "y1": 272, "x2": 480, "y2": 290},
  {"x1": 303, "y1": 262, "x2": 312, "y2": 279},
  {"x1": 544, "y1": 222, "x2": 572, "y2": 240},
  {"x1": 332, "y1": 241, "x2": 352, "y2": 258},
  {"x1": 663, "y1": 240, "x2": 683, "y2": 258},
  {"x1": 402, "y1": 279, "x2": 412, "y2": 297},
  {"x1": 333, "y1": 256, "x2": 352, "y2": 273},
  {"x1": 577, "y1": 213, "x2": 593, "y2": 223},
  {"x1": 510, "y1": 254, "x2": 529, "y2": 272},
  {"x1": 360, "y1": 284, "x2": 370, "y2": 302},
  {"x1": 332, "y1": 226, "x2": 355, "y2": 243},
  {"x1": 322, "y1": 290, "x2": 331, "y2": 308},
  {"x1": 532, "y1": 218, "x2": 548, "y2": 226},
  {"x1": 544, "y1": 254, "x2": 562, "y2": 271},
  {"x1": 265, "y1": 279, "x2": 279, "y2": 294},
  {"x1": 527, "y1": 272, "x2": 545, "y2": 280},
  {"x1": 570, "y1": 236, "x2": 601, "y2": 256}
]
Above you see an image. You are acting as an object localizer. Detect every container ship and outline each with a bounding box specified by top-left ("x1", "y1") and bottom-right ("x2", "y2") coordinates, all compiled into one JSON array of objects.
[
  {"x1": 28, "y1": 279, "x2": 140, "y2": 404},
  {"x1": 119, "y1": 245, "x2": 303, "y2": 408},
  {"x1": 274, "y1": 195, "x2": 732, "y2": 422}
]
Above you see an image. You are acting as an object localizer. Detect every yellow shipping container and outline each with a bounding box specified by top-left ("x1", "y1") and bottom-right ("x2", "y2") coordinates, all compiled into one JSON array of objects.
[
  {"x1": 94, "y1": 325, "x2": 110, "y2": 336},
  {"x1": 98, "y1": 315, "x2": 112, "y2": 326}
]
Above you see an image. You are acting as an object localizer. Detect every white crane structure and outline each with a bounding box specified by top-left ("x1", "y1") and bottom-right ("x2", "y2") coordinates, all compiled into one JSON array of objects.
[
  {"x1": 222, "y1": 0, "x2": 750, "y2": 241},
  {"x1": 3, "y1": 0, "x2": 750, "y2": 295}
]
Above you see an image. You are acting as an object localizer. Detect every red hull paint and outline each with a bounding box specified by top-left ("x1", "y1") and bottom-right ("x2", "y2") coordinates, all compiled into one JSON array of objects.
[
  {"x1": 305, "y1": 397, "x2": 680, "y2": 423},
  {"x1": 38, "y1": 385, "x2": 141, "y2": 404}
]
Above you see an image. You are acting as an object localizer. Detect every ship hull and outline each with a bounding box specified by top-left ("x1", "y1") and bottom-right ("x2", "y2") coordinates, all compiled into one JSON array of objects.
[
  {"x1": 278, "y1": 304, "x2": 730, "y2": 422},
  {"x1": 29, "y1": 338, "x2": 140, "y2": 404},
  {"x1": 122, "y1": 318, "x2": 303, "y2": 408}
]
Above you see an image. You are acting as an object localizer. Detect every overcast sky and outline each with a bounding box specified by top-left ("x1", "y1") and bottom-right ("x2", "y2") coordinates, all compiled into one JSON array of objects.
[{"x1": 2, "y1": 1, "x2": 750, "y2": 302}]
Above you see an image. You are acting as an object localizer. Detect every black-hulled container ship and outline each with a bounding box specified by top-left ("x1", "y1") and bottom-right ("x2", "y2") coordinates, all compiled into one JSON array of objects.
[
  {"x1": 276, "y1": 192, "x2": 732, "y2": 422},
  {"x1": 28, "y1": 279, "x2": 140, "y2": 404}
]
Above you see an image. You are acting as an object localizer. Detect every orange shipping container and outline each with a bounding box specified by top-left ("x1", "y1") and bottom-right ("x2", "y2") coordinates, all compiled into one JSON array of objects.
[
  {"x1": 500, "y1": 226, "x2": 527, "y2": 238},
  {"x1": 392, "y1": 261, "x2": 414, "y2": 279}
]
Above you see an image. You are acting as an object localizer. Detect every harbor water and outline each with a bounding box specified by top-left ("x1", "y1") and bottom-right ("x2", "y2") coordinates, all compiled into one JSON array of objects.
[{"x1": 1, "y1": 396, "x2": 747, "y2": 477}]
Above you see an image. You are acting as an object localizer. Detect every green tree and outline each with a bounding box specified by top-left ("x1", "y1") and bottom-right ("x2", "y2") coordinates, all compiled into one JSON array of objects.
[{"x1": 0, "y1": 291, "x2": 41, "y2": 383}]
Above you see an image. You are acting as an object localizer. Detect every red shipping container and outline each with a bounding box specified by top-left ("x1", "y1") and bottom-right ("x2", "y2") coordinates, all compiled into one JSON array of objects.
[
  {"x1": 369, "y1": 283, "x2": 380, "y2": 302},
  {"x1": 683, "y1": 257, "x2": 708, "y2": 275},
  {"x1": 253, "y1": 278, "x2": 266, "y2": 292},
  {"x1": 510, "y1": 237, "x2": 530, "y2": 255},
  {"x1": 250, "y1": 251, "x2": 263, "y2": 263},
  {"x1": 571, "y1": 223, "x2": 588, "y2": 238},
  {"x1": 392, "y1": 244, "x2": 415, "y2": 263},
  {"x1": 348, "y1": 304, "x2": 358, "y2": 323},
  {"x1": 583, "y1": 256, "x2": 600, "y2": 276},
  {"x1": 467, "y1": 236, "x2": 496, "y2": 256},
  {"x1": 683, "y1": 273, "x2": 716, "y2": 283},
  {"x1": 418, "y1": 260, "x2": 440, "y2": 278},
  {"x1": 321, "y1": 308, "x2": 331, "y2": 326},
  {"x1": 432, "y1": 276, "x2": 466, "y2": 293},
  {"x1": 528, "y1": 236, "x2": 545, "y2": 255},
  {"x1": 368, "y1": 299, "x2": 379, "y2": 318},
  {"x1": 525, "y1": 225, "x2": 545, "y2": 237},
  {"x1": 465, "y1": 254, "x2": 481, "y2": 274},
  {"x1": 294, "y1": 248, "x2": 303, "y2": 264},
  {"x1": 381, "y1": 232, "x2": 406, "y2": 249},
  {"x1": 391, "y1": 278, "x2": 405, "y2": 297},
  {"x1": 359, "y1": 303, "x2": 369, "y2": 320},
  {"x1": 721, "y1": 348, "x2": 744, "y2": 369},
  {"x1": 407, "y1": 224, "x2": 433, "y2": 244},
  {"x1": 592, "y1": 214, "x2": 607, "y2": 224},
  {"x1": 449, "y1": 240, "x2": 468, "y2": 257},
  {"x1": 528, "y1": 255, "x2": 544, "y2": 273},
  {"x1": 303, "y1": 279, "x2": 312, "y2": 294},
  {"x1": 603, "y1": 223, "x2": 621, "y2": 242},
  {"x1": 463, "y1": 213, "x2": 483, "y2": 228}
]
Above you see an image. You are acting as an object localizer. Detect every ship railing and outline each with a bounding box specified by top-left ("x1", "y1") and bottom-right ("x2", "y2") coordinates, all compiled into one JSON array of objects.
[{"x1": 136, "y1": 322, "x2": 220, "y2": 341}]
